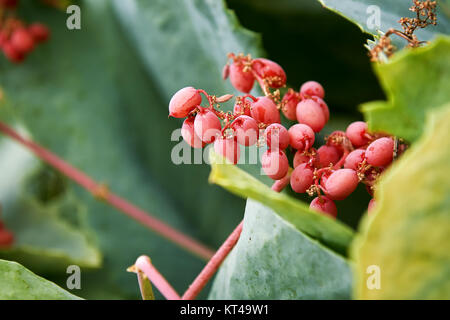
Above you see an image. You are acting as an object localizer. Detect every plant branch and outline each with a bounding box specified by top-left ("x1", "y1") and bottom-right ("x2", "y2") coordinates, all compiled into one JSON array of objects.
[{"x1": 0, "y1": 121, "x2": 214, "y2": 261}]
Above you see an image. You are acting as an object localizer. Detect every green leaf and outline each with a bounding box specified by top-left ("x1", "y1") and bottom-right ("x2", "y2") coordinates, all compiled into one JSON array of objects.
[
  {"x1": 209, "y1": 199, "x2": 352, "y2": 299},
  {"x1": 208, "y1": 151, "x2": 354, "y2": 256},
  {"x1": 352, "y1": 103, "x2": 450, "y2": 299},
  {"x1": 0, "y1": 0, "x2": 265, "y2": 298},
  {"x1": 319, "y1": 0, "x2": 450, "y2": 47},
  {"x1": 362, "y1": 36, "x2": 450, "y2": 142},
  {"x1": 0, "y1": 259, "x2": 82, "y2": 300}
]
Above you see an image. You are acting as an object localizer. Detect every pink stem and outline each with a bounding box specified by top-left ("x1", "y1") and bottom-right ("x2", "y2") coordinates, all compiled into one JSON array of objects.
[
  {"x1": 182, "y1": 221, "x2": 244, "y2": 300},
  {"x1": 135, "y1": 256, "x2": 181, "y2": 300},
  {"x1": 271, "y1": 170, "x2": 292, "y2": 192},
  {"x1": 0, "y1": 121, "x2": 214, "y2": 261}
]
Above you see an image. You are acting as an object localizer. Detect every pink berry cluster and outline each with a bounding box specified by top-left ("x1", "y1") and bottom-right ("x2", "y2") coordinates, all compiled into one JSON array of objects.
[
  {"x1": 169, "y1": 53, "x2": 405, "y2": 219},
  {"x1": 0, "y1": 0, "x2": 50, "y2": 63}
]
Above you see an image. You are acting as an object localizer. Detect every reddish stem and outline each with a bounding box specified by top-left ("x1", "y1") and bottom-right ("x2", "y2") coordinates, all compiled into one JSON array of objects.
[
  {"x1": 0, "y1": 121, "x2": 214, "y2": 261},
  {"x1": 135, "y1": 256, "x2": 181, "y2": 300},
  {"x1": 271, "y1": 170, "x2": 292, "y2": 192}
]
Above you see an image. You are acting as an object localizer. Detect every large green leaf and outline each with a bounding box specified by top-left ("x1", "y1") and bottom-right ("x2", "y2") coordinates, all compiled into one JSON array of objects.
[
  {"x1": 209, "y1": 151, "x2": 354, "y2": 256},
  {"x1": 209, "y1": 199, "x2": 352, "y2": 299},
  {"x1": 352, "y1": 104, "x2": 450, "y2": 299},
  {"x1": 319, "y1": 0, "x2": 450, "y2": 47},
  {"x1": 0, "y1": 259, "x2": 81, "y2": 300},
  {"x1": 362, "y1": 36, "x2": 450, "y2": 142},
  {"x1": 0, "y1": 0, "x2": 265, "y2": 298}
]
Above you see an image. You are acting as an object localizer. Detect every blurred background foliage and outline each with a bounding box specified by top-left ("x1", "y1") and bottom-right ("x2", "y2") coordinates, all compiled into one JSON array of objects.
[{"x1": 0, "y1": 0, "x2": 394, "y2": 299}]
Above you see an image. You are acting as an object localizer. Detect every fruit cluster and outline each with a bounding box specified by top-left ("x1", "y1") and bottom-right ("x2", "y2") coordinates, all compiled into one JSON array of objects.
[
  {"x1": 0, "y1": 0, "x2": 50, "y2": 63},
  {"x1": 169, "y1": 53, "x2": 405, "y2": 218}
]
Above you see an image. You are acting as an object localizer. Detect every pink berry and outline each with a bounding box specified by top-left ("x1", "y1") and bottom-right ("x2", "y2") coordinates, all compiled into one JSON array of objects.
[
  {"x1": 233, "y1": 99, "x2": 251, "y2": 116},
  {"x1": 2, "y1": 41, "x2": 24, "y2": 63},
  {"x1": 281, "y1": 90, "x2": 300, "y2": 121},
  {"x1": 365, "y1": 137, "x2": 394, "y2": 167},
  {"x1": 288, "y1": 123, "x2": 315, "y2": 151},
  {"x1": 324, "y1": 169, "x2": 359, "y2": 200},
  {"x1": 28, "y1": 23, "x2": 50, "y2": 43},
  {"x1": 229, "y1": 61, "x2": 254, "y2": 93},
  {"x1": 194, "y1": 109, "x2": 221, "y2": 144},
  {"x1": 10, "y1": 28, "x2": 35, "y2": 54},
  {"x1": 317, "y1": 145, "x2": 341, "y2": 168},
  {"x1": 214, "y1": 136, "x2": 240, "y2": 164},
  {"x1": 310, "y1": 196, "x2": 337, "y2": 218},
  {"x1": 311, "y1": 96, "x2": 329, "y2": 122},
  {"x1": 181, "y1": 117, "x2": 205, "y2": 149},
  {"x1": 368, "y1": 198, "x2": 376, "y2": 214},
  {"x1": 300, "y1": 81, "x2": 325, "y2": 99},
  {"x1": 252, "y1": 58, "x2": 287, "y2": 88},
  {"x1": 293, "y1": 150, "x2": 310, "y2": 168},
  {"x1": 261, "y1": 150, "x2": 289, "y2": 180},
  {"x1": 250, "y1": 96, "x2": 280, "y2": 125},
  {"x1": 296, "y1": 99, "x2": 327, "y2": 133},
  {"x1": 231, "y1": 115, "x2": 259, "y2": 146},
  {"x1": 290, "y1": 163, "x2": 314, "y2": 193},
  {"x1": 264, "y1": 123, "x2": 289, "y2": 150},
  {"x1": 344, "y1": 149, "x2": 365, "y2": 170},
  {"x1": 345, "y1": 121, "x2": 370, "y2": 147},
  {"x1": 169, "y1": 87, "x2": 202, "y2": 118}
]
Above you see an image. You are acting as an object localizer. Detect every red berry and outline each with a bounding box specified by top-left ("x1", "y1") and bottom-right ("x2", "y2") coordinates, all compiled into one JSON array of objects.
[
  {"x1": 344, "y1": 149, "x2": 365, "y2": 170},
  {"x1": 296, "y1": 99, "x2": 327, "y2": 133},
  {"x1": 290, "y1": 163, "x2": 314, "y2": 193},
  {"x1": 261, "y1": 149, "x2": 289, "y2": 180},
  {"x1": 10, "y1": 28, "x2": 35, "y2": 54},
  {"x1": 169, "y1": 87, "x2": 202, "y2": 118},
  {"x1": 311, "y1": 96, "x2": 329, "y2": 122},
  {"x1": 231, "y1": 115, "x2": 258, "y2": 146},
  {"x1": 293, "y1": 150, "x2": 309, "y2": 168},
  {"x1": 233, "y1": 99, "x2": 251, "y2": 116},
  {"x1": 281, "y1": 90, "x2": 300, "y2": 121},
  {"x1": 2, "y1": 41, "x2": 24, "y2": 63},
  {"x1": 264, "y1": 123, "x2": 289, "y2": 150},
  {"x1": 300, "y1": 81, "x2": 325, "y2": 99},
  {"x1": 345, "y1": 121, "x2": 370, "y2": 147},
  {"x1": 194, "y1": 109, "x2": 221, "y2": 144},
  {"x1": 214, "y1": 136, "x2": 240, "y2": 164},
  {"x1": 0, "y1": 229, "x2": 14, "y2": 247},
  {"x1": 28, "y1": 23, "x2": 50, "y2": 43},
  {"x1": 288, "y1": 123, "x2": 315, "y2": 151},
  {"x1": 250, "y1": 96, "x2": 280, "y2": 125},
  {"x1": 181, "y1": 117, "x2": 205, "y2": 148},
  {"x1": 252, "y1": 58, "x2": 286, "y2": 88},
  {"x1": 365, "y1": 137, "x2": 394, "y2": 167},
  {"x1": 229, "y1": 60, "x2": 254, "y2": 93},
  {"x1": 324, "y1": 169, "x2": 359, "y2": 200},
  {"x1": 310, "y1": 196, "x2": 337, "y2": 218},
  {"x1": 0, "y1": 31, "x2": 8, "y2": 48},
  {"x1": 317, "y1": 145, "x2": 341, "y2": 168}
]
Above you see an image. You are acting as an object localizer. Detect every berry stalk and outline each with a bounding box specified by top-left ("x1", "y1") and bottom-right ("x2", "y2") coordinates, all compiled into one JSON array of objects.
[{"x1": 0, "y1": 121, "x2": 214, "y2": 261}]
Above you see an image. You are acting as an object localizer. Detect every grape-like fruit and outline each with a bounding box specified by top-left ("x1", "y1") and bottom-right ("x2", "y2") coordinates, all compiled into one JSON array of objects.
[
  {"x1": 293, "y1": 150, "x2": 309, "y2": 168},
  {"x1": 194, "y1": 109, "x2": 221, "y2": 144},
  {"x1": 233, "y1": 100, "x2": 251, "y2": 116},
  {"x1": 252, "y1": 58, "x2": 287, "y2": 88},
  {"x1": 288, "y1": 123, "x2": 315, "y2": 151},
  {"x1": 181, "y1": 117, "x2": 205, "y2": 149},
  {"x1": 324, "y1": 169, "x2": 359, "y2": 200},
  {"x1": 365, "y1": 137, "x2": 394, "y2": 167},
  {"x1": 296, "y1": 99, "x2": 327, "y2": 132},
  {"x1": 290, "y1": 163, "x2": 314, "y2": 193},
  {"x1": 2, "y1": 41, "x2": 24, "y2": 63},
  {"x1": 311, "y1": 96, "x2": 329, "y2": 122},
  {"x1": 214, "y1": 136, "x2": 240, "y2": 164},
  {"x1": 344, "y1": 149, "x2": 365, "y2": 170},
  {"x1": 0, "y1": 229, "x2": 14, "y2": 247},
  {"x1": 250, "y1": 96, "x2": 280, "y2": 125},
  {"x1": 229, "y1": 61, "x2": 254, "y2": 93},
  {"x1": 264, "y1": 123, "x2": 289, "y2": 150},
  {"x1": 169, "y1": 87, "x2": 202, "y2": 118},
  {"x1": 28, "y1": 23, "x2": 50, "y2": 43},
  {"x1": 300, "y1": 81, "x2": 325, "y2": 99},
  {"x1": 231, "y1": 115, "x2": 258, "y2": 146},
  {"x1": 317, "y1": 145, "x2": 341, "y2": 168},
  {"x1": 261, "y1": 150, "x2": 289, "y2": 180},
  {"x1": 281, "y1": 90, "x2": 300, "y2": 121},
  {"x1": 345, "y1": 121, "x2": 370, "y2": 147},
  {"x1": 310, "y1": 196, "x2": 337, "y2": 218},
  {"x1": 10, "y1": 28, "x2": 35, "y2": 54}
]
